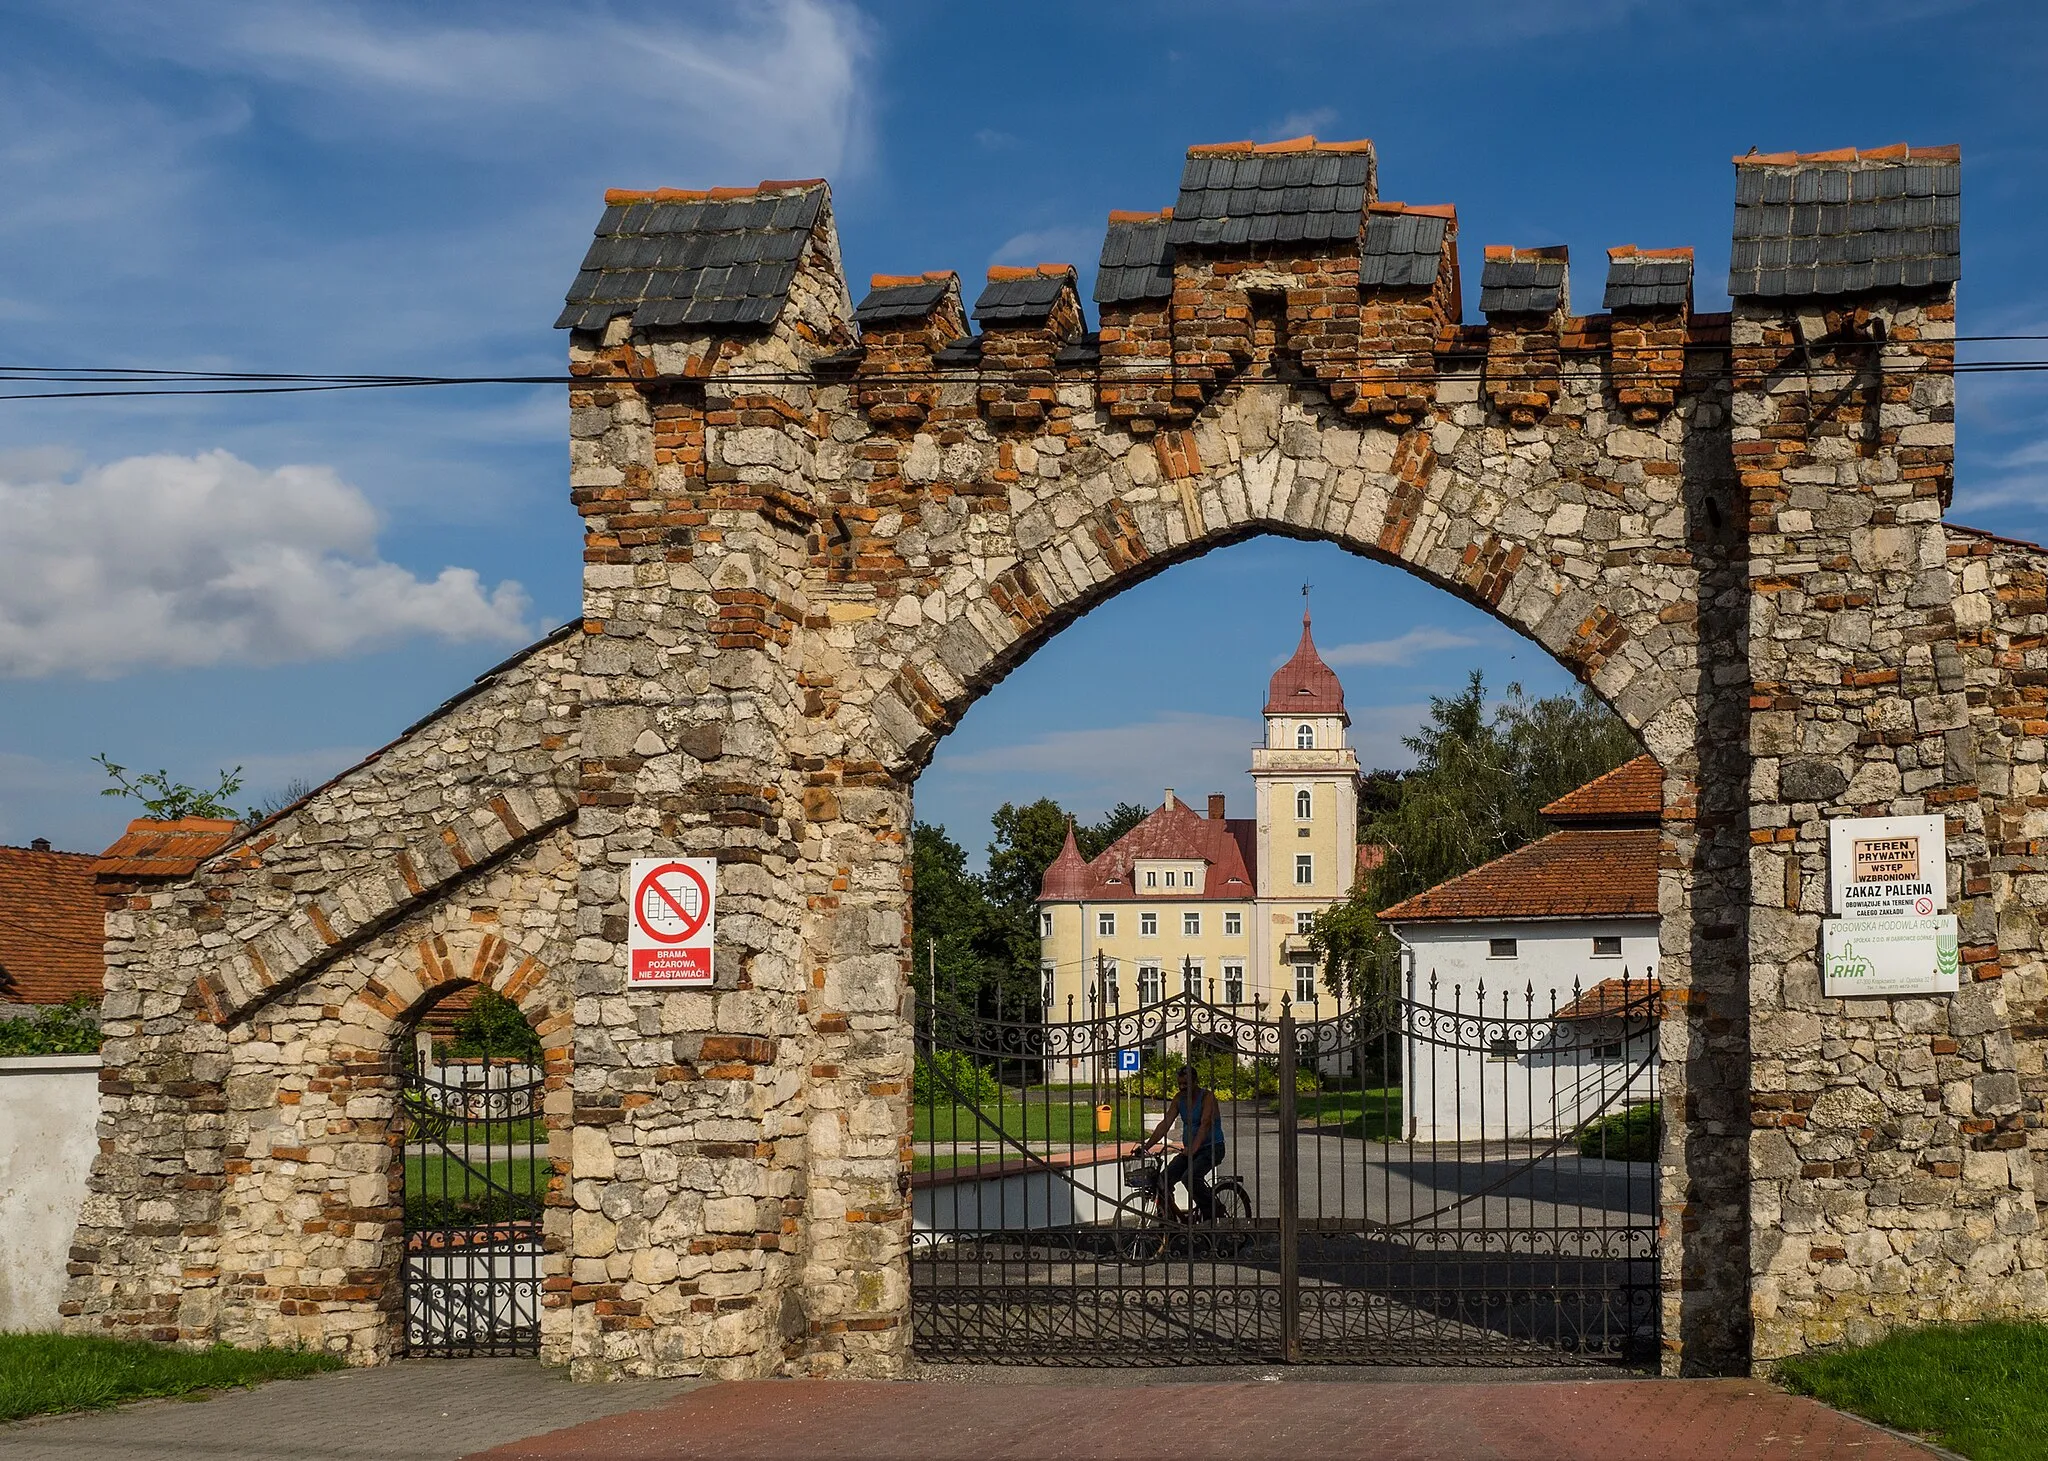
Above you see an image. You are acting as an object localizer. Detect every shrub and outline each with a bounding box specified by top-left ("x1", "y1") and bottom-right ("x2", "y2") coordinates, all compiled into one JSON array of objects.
[
  {"x1": 914, "y1": 1048, "x2": 1001, "y2": 1106},
  {"x1": 0, "y1": 996, "x2": 102, "y2": 1056},
  {"x1": 438, "y1": 988, "x2": 542, "y2": 1062},
  {"x1": 1577, "y1": 1100, "x2": 1660, "y2": 1161}
]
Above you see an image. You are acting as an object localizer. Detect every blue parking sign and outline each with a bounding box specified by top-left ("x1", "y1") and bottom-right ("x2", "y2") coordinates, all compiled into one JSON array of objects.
[{"x1": 1116, "y1": 1049, "x2": 1140, "y2": 1074}]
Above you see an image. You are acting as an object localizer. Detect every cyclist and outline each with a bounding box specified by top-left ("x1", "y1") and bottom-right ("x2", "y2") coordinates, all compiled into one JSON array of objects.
[{"x1": 1138, "y1": 1063, "x2": 1224, "y2": 1221}]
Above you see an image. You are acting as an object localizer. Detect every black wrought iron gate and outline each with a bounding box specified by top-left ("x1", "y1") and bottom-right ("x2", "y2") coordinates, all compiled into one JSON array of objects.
[
  {"x1": 911, "y1": 973, "x2": 1660, "y2": 1365},
  {"x1": 399, "y1": 1042, "x2": 546, "y2": 1356}
]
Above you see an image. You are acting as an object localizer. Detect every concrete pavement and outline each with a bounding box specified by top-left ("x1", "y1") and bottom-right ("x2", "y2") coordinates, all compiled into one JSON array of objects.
[{"x1": 0, "y1": 1359, "x2": 701, "y2": 1461}]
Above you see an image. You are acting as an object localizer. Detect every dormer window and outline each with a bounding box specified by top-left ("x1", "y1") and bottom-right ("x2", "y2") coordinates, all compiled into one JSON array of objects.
[{"x1": 1296, "y1": 723, "x2": 1314, "y2": 749}]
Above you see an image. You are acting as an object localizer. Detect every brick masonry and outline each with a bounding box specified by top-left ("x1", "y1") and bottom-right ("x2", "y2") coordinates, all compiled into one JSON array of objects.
[{"x1": 64, "y1": 138, "x2": 2046, "y2": 1379}]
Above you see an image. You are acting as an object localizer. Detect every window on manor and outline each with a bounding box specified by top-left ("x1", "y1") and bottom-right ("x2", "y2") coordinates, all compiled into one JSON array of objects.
[
  {"x1": 1223, "y1": 963, "x2": 1245, "y2": 1004},
  {"x1": 1593, "y1": 935, "x2": 1623, "y2": 957},
  {"x1": 1039, "y1": 911, "x2": 1052, "y2": 937},
  {"x1": 1183, "y1": 911, "x2": 1200, "y2": 936},
  {"x1": 1145, "y1": 870, "x2": 1157, "y2": 887},
  {"x1": 1295, "y1": 855, "x2": 1313, "y2": 885},
  {"x1": 1098, "y1": 912, "x2": 1116, "y2": 937},
  {"x1": 1294, "y1": 963, "x2": 1317, "y2": 1003},
  {"x1": 1138, "y1": 963, "x2": 1162, "y2": 1005},
  {"x1": 1165, "y1": 870, "x2": 1177, "y2": 886},
  {"x1": 1041, "y1": 963, "x2": 1054, "y2": 1005},
  {"x1": 1186, "y1": 960, "x2": 1203, "y2": 998},
  {"x1": 1296, "y1": 788, "x2": 1312, "y2": 820},
  {"x1": 1296, "y1": 911, "x2": 1314, "y2": 935},
  {"x1": 1296, "y1": 723, "x2": 1314, "y2": 749},
  {"x1": 1140, "y1": 912, "x2": 1158, "y2": 936},
  {"x1": 1224, "y1": 912, "x2": 1242, "y2": 936},
  {"x1": 1489, "y1": 937, "x2": 1517, "y2": 959}
]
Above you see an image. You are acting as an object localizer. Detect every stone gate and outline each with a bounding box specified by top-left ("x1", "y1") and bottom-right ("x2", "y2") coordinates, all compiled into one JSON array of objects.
[{"x1": 62, "y1": 136, "x2": 2048, "y2": 1379}]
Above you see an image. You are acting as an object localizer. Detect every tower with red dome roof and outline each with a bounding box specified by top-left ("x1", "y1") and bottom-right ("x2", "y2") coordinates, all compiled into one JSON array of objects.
[{"x1": 1249, "y1": 608, "x2": 1360, "y2": 1001}]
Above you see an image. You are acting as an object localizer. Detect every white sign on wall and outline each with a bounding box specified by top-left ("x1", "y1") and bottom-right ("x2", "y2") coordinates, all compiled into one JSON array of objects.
[
  {"x1": 627, "y1": 857, "x2": 716, "y2": 986},
  {"x1": 1828, "y1": 814, "x2": 1946, "y2": 918},
  {"x1": 1822, "y1": 914, "x2": 1960, "y2": 998}
]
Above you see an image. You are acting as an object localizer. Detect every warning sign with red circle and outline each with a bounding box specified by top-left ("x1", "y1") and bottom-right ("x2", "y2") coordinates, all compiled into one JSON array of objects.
[{"x1": 628, "y1": 857, "x2": 716, "y2": 985}]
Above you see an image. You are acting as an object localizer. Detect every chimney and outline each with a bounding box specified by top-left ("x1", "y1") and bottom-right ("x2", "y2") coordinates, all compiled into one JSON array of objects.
[
  {"x1": 1208, "y1": 794, "x2": 1227, "y2": 821},
  {"x1": 29, "y1": 837, "x2": 50, "y2": 852},
  {"x1": 1163, "y1": 788, "x2": 1176, "y2": 808}
]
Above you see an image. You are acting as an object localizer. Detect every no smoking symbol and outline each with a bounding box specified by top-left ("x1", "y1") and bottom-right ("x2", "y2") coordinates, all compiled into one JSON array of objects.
[
  {"x1": 635, "y1": 862, "x2": 711, "y2": 944},
  {"x1": 1914, "y1": 895, "x2": 1934, "y2": 916}
]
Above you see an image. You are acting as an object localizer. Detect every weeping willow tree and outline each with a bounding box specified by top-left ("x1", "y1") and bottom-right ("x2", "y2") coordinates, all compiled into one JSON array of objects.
[{"x1": 1311, "y1": 670, "x2": 1641, "y2": 1003}]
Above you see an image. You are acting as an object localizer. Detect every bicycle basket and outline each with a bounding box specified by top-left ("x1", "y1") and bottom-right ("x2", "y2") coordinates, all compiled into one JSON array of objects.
[{"x1": 1123, "y1": 1158, "x2": 1160, "y2": 1192}]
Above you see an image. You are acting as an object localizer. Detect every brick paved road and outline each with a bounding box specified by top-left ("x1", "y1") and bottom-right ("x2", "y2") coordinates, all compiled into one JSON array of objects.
[
  {"x1": 0, "y1": 1359, "x2": 701, "y2": 1461},
  {"x1": 467, "y1": 1377, "x2": 1944, "y2": 1461}
]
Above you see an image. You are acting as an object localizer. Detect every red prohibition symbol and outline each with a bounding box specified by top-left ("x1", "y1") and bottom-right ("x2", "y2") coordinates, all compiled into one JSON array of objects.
[{"x1": 633, "y1": 861, "x2": 712, "y2": 944}]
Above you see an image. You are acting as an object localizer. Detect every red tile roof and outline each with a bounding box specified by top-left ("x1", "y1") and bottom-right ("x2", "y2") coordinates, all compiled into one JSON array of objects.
[
  {"x1": 1538, "y1": 755, "x2": 1661, "y2": 825},
  {"x1": 1265, "y1": 612, "x2": 1349, "y2": 721},
  {"x1": 0, "y1": 844, "x2": 104, "y2": 1005},
  {"x1": 1037, "y1": 796, "x2": 1258, "y2": 903},
  {"x1": 94, "y1": 817, "x2": 239, "y2": 885},
  {"x1": 1554, "y1": 976, "x2": 1662, "y2": 1021},
  {"x1": 1376, "y1": 828, "x2": 1659, "y2": 924}
]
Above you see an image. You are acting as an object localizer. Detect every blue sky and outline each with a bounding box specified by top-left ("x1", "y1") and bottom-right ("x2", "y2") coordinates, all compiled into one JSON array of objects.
[{"x1": 1, "y1": 0, "x2": 2042, "y2": 863}]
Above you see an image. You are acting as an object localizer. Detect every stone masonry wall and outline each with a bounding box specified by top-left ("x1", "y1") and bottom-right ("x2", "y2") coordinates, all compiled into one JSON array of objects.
[
  {"x1": 64, "y1": 631, "x2": 582, "y2": 1358},
  {"x1": 1736, "y1": 297, "x2": 2047, "y2": 1358},
  {"x1": 70, "y1": 142, "x2": 2048, "y2": 1384}
]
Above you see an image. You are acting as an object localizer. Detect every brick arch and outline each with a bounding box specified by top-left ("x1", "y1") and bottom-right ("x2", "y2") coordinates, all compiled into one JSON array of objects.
[
  {"x1": 361, "y1": 928, "x2": 572, "y2": 1053},
  {"x1": 208, "y1": 925, "x2": 572, "y2": 1364},
  {"x1": 193, "y1": 785, "x2": 576, "y2": 1029},
  {"x1": 844, "y1": 381, "x2": 1705, "y2": 782}
]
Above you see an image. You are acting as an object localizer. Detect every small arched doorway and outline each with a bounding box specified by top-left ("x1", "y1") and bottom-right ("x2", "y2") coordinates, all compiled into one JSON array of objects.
[{"x1": 395, "y1": 982, "x2": 549, "y2": 1356}]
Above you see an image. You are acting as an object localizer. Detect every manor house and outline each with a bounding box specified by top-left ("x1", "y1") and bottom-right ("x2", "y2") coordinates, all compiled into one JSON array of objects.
[{"x1": 1036, "y1": 611, "x2": 1378, "y2": 1015}]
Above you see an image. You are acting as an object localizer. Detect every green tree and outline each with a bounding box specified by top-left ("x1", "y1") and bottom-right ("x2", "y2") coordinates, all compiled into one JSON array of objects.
[
  {"x1": 1315, "y1": 670, "x2": 1639, "y2": 1001},
  {"x1": 440, "y1": 987, "x2": 543, "y2": 1061},
  {"x1": 983, "y1": 798, "x2": 1074, "y2": 912},
  {"x1": 910, "y1": 822, "x2": 995, "y2": 1039},
  {"x1": 1359, "y1": 671, "x2": 1638, "y2": 911},
  {"x1": 94, "y1": 754, "x2": 244, "y2": 821}
]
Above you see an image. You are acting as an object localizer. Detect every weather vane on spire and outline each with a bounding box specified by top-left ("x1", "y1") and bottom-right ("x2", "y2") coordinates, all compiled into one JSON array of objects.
[{"x1": 1301, "y1": 579, "x2": 1312, "y2": 624}]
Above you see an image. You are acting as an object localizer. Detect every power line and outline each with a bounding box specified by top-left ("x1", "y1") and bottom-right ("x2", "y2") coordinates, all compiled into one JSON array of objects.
[{"x1": 7, "y1": 333, "x2": 2048, "y2": 402}]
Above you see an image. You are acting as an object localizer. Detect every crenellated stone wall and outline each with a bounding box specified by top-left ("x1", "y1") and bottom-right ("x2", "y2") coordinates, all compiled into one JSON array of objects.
[{"x1": 65, "y1": 134, "x2": 2048, "y2": 1381}]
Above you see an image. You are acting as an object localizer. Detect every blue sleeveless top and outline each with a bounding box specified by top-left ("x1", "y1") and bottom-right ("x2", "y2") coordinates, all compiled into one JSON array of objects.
[{"x1": 1180, "y1": 1088, "x2": 1224, "y2": 1153}]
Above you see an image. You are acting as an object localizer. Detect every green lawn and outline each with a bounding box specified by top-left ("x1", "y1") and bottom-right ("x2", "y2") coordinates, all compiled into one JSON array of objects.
[
  {"x1": 1776, "y1": 1321, "x2": 2048, "y2": 1461},
  {"x1": 403, "y1": 1154, "x2": 550, "y2": 1199},
  {"x1": 407, "y1": 1113, "x2": 545, "y2": 1146},
  {"x1": 1294, "y1": 1087, "x2": 1403, "y2": 1141},
  {"x1": 0, "y1": 1333, "x2": 342, "y2": 1421},
  {"x1": 913, "y1": 1092, "x2": 1153, "y2": 1170}
]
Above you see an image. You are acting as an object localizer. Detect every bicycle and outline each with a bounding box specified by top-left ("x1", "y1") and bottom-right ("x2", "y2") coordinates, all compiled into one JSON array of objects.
[{"x1": 1117, "y1": 1145, "x2": 1254, "y2": 1262}]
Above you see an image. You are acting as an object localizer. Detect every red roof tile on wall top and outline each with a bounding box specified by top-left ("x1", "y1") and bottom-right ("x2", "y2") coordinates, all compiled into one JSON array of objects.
[
  {"x1": 94, "y1": 817, "x2": 240, "y2": 884},
  {"x1": 0, "y1": 844, "x2": 104, "y2": 1005},
  {"x1": 1264, "y1": 613, "x2": 1349, "y2": 721},
  {"x1": 1554, "y1": 976, "x2": 1662, "y2": 1020},
  {"x1": 1037, "y1": 798, "x2": 1259, "y2": 903},
  {"x1": 1538, "y1": 755, "x2": 1662, "y2": 824},
  {"x1": 1375, "y1": 828, "x2": 1659, "y2": 924}
]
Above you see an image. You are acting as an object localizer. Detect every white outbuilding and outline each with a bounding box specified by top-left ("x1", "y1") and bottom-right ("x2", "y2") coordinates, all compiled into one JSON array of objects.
[{"x1": 1378, "y1": 756, "x2": 1662, "y2": 1141}]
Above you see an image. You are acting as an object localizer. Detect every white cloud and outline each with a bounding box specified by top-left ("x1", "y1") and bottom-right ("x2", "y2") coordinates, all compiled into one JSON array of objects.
[
  {"x1": 1262, "y1": 107, "x2": 1339, "y2": 141},
  {"x1": 992, "y1": 227, "x2": 1101, "y2": 271},
  {"x1": 80, "y1": 0, "x2": 874, "y2": 178},
  {"x1": 944, "y1": 713, "x2": 1261, "y2": 788},
  {"x1": 1320, "y1": 626, "x2": 1482, "y2": 668},
  {"x1": 0, "y1": 449, "x2": 531, "y2": 677},
  {"x1": 935, "y1": 703, "x2": 1431, "y2": 793}
]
